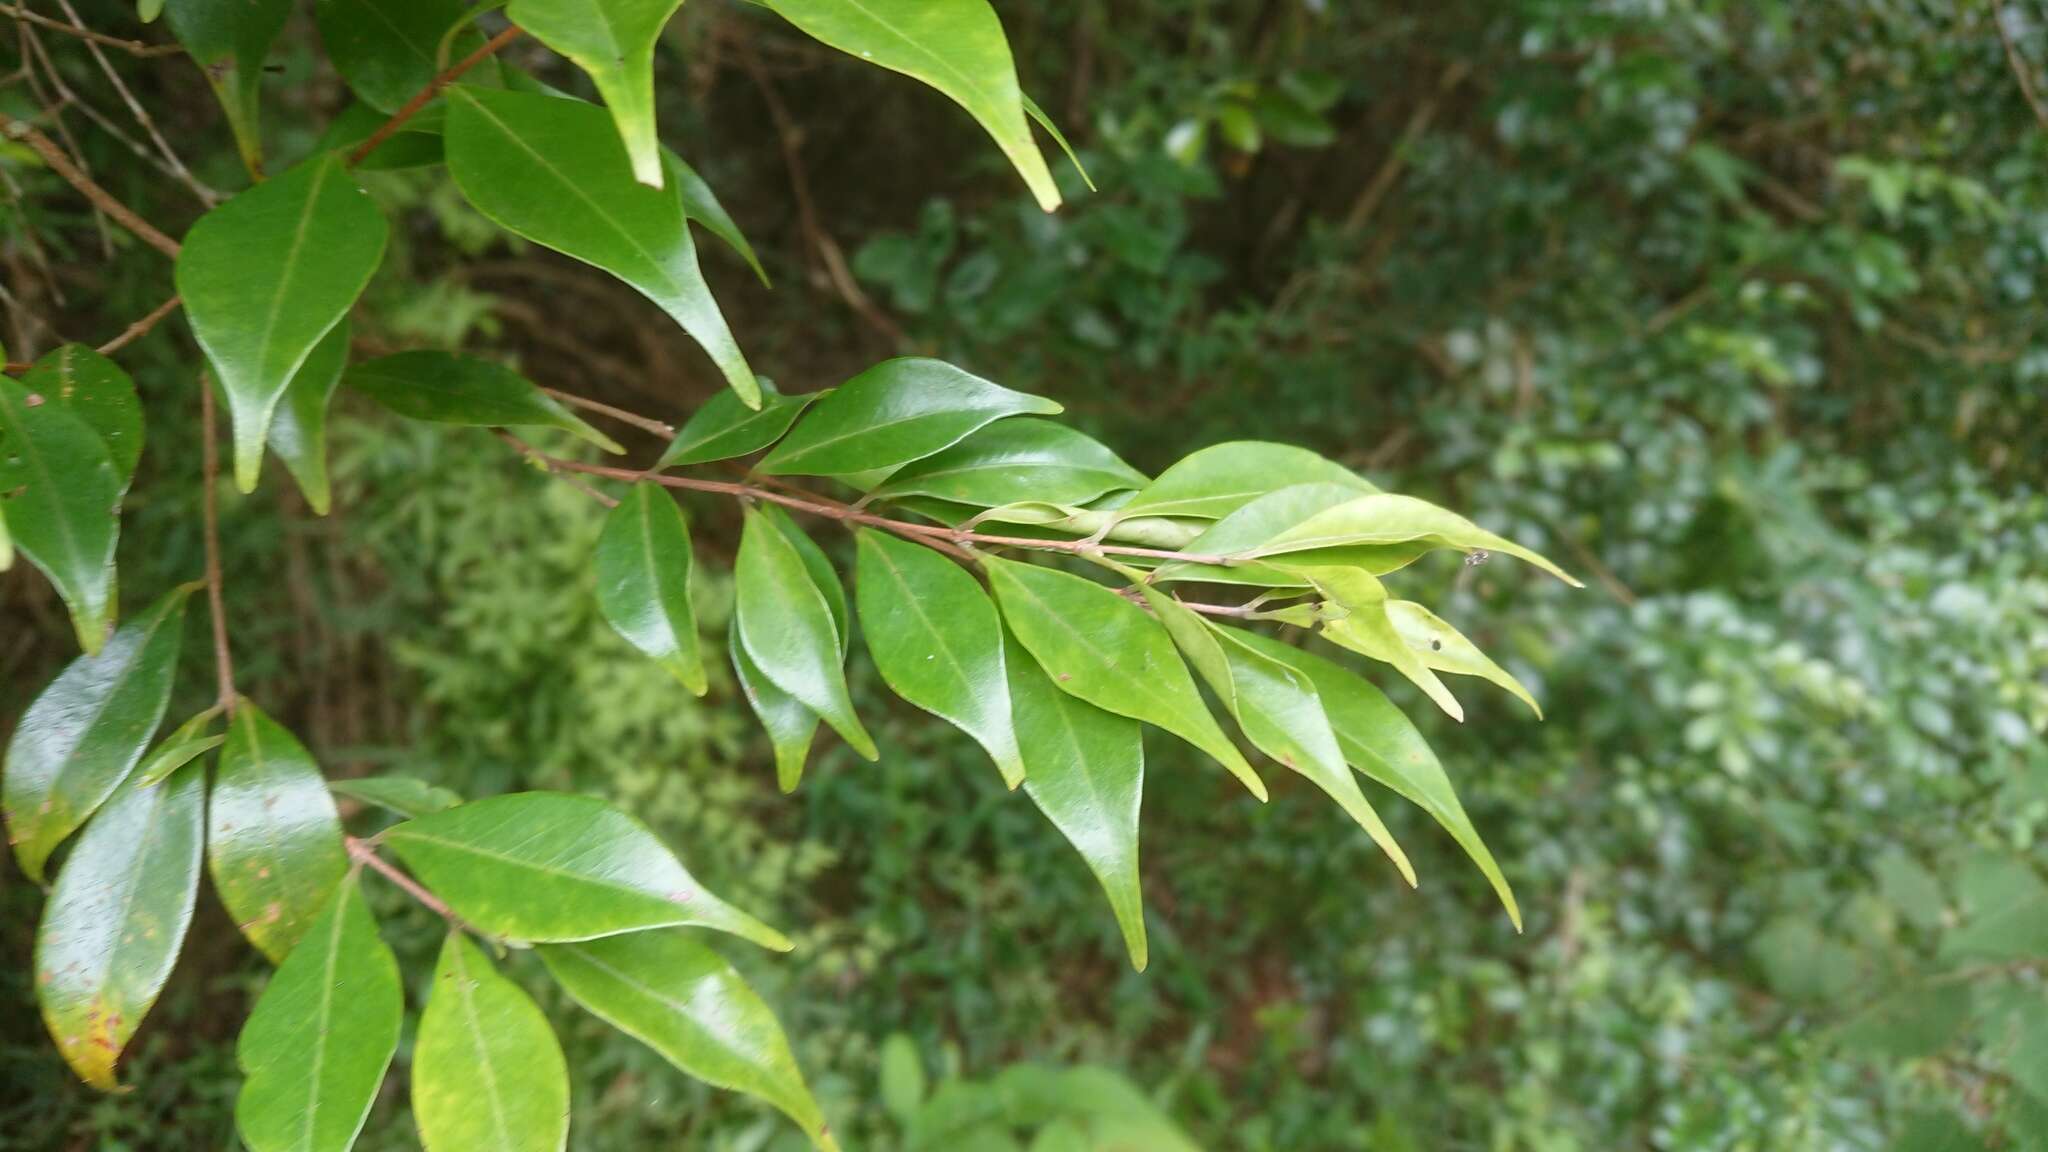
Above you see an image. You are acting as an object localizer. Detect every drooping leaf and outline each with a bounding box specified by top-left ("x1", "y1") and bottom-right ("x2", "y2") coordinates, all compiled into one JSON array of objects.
[
  {"x1": 539, "y1": 930, "x2": 838, "y2": 1151},
  {"x1": 730, "y1": 624, "x2": 819, "y2": 793},
  {"x1": 854, "y1": 529, "x2": 1024, "y2": 787},
  {"x1": 344, "y1": 350, "x2": 623, "y2": 452},
  {"x1": 983, "y1": 557, "x2": 1264, "y2": 799},
  {"x1": 206, "y1": 701, "x2": 348, "y2": 962},
  {"x1": 383, "y1": 792, "x2": 792, "y2": 949},
  {"x1": 178, "y1": 155, "x2": 388, "y2": 492},
  {"x1": 758, "y1": 0, "x2": 1060, "y2": 211},
  {"x1": 0, "y1": 376, "x2": 123, "y2": 651},
  {"x1": 162, "y1": 0, "x2": 292, "y2": 167},
  {"x1": 235, "y1": 876, "x2": 402, "y2": 1152},
  {"x1": 1295, "y1": 565, "x2": 1465, "y2": 721},
  {"x1": 595, "y1": 483, "x2": 706, "y2": 693},
  {"x1": 316, "y1": 0, "x2": 479, "y2": 113},
  {"x1": 3, "y1": 585, "x2": 189, "y2": 882},
  {"x1": 1004, "y1": 632, "x2": 1145, "y2": 969},
  {"x1": 19, "y1": 344, "x2": 142, "y2": 487},
  {"x1": 672, "y1": 154, "x2": 769, "y2": 285},
  {"x1": 758, "y1": 358, "x2": 1061, "y2": 477},
  {"x1": 869, "y1": 418, "x2": 1145, "y2": 508},
  {"x1": 327, "y1": 775, "x2": 462, "y2": 819},
  {"x1": 1232, "y1": 630, "x2": 1520, "y2": 928},
  {"x1": 734, "y1": 506, "x2": 877, "y2": 760},
  {"x1": 1387, "y1": 600, "x2": 1541, "y2": 717},
  {"x1": 1114, "y1": 442, "x2": 1374, "y2": 521},
  {"x1": 656, "y1": 381, "x2": 822, "y2": 469},
  {"x1": 413, "y1": 933, "x2": 571, "y2": 1152},
  {"x1": 508, "y1": 0, "x2": 682, "y2": 187},
  {"x1": 1247, "y1": 493, "x2": 1581, "y2": 585},
  {"x1": 34, "y1": 763, "x2": 203, "y2": 1091},
  {"x1": 132, "y1": 707, "x2": 226, "y2": 789},
  {"x1": 444, "y1": 85, "x2": 759, "y2": 407},
  {"x1": 766, "y1": 504, "x2": 850, "y2": 651},
  {"x1": 268, "y1": 320, "x2": 352, "y2": 515}
]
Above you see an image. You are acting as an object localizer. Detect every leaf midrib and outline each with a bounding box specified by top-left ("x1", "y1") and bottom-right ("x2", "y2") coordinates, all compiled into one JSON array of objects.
[
  {"x1": 448, "y1": 942, "x2": 516, "y2": 1147},
  {"x1": 388, "y1": 828, "x2": 676, "y2": 922}
]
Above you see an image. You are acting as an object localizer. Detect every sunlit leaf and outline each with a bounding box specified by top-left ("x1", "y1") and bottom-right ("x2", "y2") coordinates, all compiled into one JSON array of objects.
[
  {"x1": 1294, "y1": 565, "x2": 1464, "y2": 721},
  {"x1": 344, "y1": 350, "x2": 623, "y2": 452},
  {"x1": 758, "y1": 358, "x2": 1060, "y2": 477},
  {"x1": 509, "y1": 0, "x2": 682, "y2": 187},
  {"x1": 413, "y1": 933, "x2": 570, "y2": 1152},
  {"x1": 595, "y1": 483, "x2": 706, "y2": 694},
  {"x1": 1153, "y1": 482, "x2": 1424, "y2": 586},
  {"x1": 0, "y1": 376, "x2": 124, "y2": 651},
  {"x1": 735, "y1": 506, "x2": 877, "y2": 759},
  {"x1": 1115, "y1": 441, "x2": 1374, "y2": 521},
  {"x1": 206, "y1": 701, "x2": 348, "y2": 962}
]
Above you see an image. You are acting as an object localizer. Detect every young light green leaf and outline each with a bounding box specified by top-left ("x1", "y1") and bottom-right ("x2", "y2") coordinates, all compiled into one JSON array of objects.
[
  {"x1": 178, "y1": 154, "x2": 388, "y2": 493},
  {"x1": 326, "y1": 775, "x2": 462, "y2": 819},
  {"x1": 1021, "y1": 92, "x2": 1095, "y2": 191},
  {"x1": 1116, "y1": 442, "x2": 1374, "y2": 521},
  {"x1": 538, "y1": 930, "x2": 839, "y2": 1151},
  {"x1": 383, "y1": 792, "x2": 792, "y2": 949},
  {"x1": 1231, "y1": 630, "x2": 1520, "y2": 929},
  {"x1": 854, "y1": 529, "x2": 1024, "y2": 787},
  {"x1": 444, "y1": 86, "x2": 759, "y2": 407},
  {"x1": 672, "y1": 154, "x2": 769, "y2": 285},
  {"x1": 3, "y1": 584, "x2": 189, "y2": 882},
  {"x1": 34, "y1": 763, "x2": 202, "y2": 1091},
  {"x1": 131, "y1": 707, "x2": 226, "y2": 789},
  {"x1": 1005, "y1": 632, "x2": 1145, "y2": 970},
  {"x1": 1388, "y1": 600, "x2": 1541, "y2": 717},
  {"x1": 413, "y1": 933, "x2": 571, "y2": 1152},
  {"x1": 759, "y1": 0, "x2": 1059, "y2": 211},
  {"x1": 595, "y1": 483, "x2": 706, "y2": 694},
  {"x1": 235, "y1": 876, "x2": 401, "y2": 1152},
  {"x1": 869, "y1": 418, "x2": 1145, "y2": 508},
  {"x1": 730, "y1": 624, "x2": 819, "y2": 793},
  {"x1": 1248, "y1": 493, "x2": 1581, "y2": 585},
  {"x1": 344, "y1": 350, "x2": 623, "y2": 452},
  {"x1": 657, "y1": 382, "x2": 823, "y2": 469},
  {"x1": 19, "y1": 344, "x2": 143, "y2": 487},
  {"x1": 1153, "y1": 482, "x2": 1426, "y2": 586},
  {"x1": 759, "y1": 358, "x2": 1061, "y2": 477},
  {"x1": 508, "y1": 0, "x2": 682, "y2": 187},
  {"x1": 268, "y1": 320, "x2": 352, "y2": 515},
  {"x1": 983, "y1": 557, "x2": 1264, "y2": 800},
  {"x1": 162, "y1": 0, "x2": 291, "y2": 168},
  {"x1": 1297, "y1": 565, "x2": 1464, "y2": 722},
  {"x1": 0, "y1": 376, "x2": 123, "y2": 652},
  {"x1": 316, "y1": 0, "x2": 480, "y2": 113},
  {"x1": 207, "y1": 701, "x2": 349, "y2": 962},
  {"x1": 735, "y1": 506, "x2": 877, "y2": 760}
]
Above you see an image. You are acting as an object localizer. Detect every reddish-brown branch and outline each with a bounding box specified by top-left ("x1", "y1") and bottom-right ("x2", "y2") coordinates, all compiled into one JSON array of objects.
[
  {"x1": 542, "y1": 386, "x2": 676, "y2": 439},
  {"x1": 0, "y1": 109, "x2": 181, "y2": 257},
  {"x1": 495, "y1": 430, "x2": 621, "y2": 508},
  {"x1": 199, "y1": 375, "x2": 235, "y2": 713},
  {"x1": 347, "y1": 25, "x2": 524, "y2": 167},
  {"x1": 346, "y1": 836, "x2": 470, "y2": 927},
  {"x1": 2, "y1": 295, "x2": 182, "y2": 373},
  {"x1": 0, "y1": 3, "x2": 182, "y2": 57}
]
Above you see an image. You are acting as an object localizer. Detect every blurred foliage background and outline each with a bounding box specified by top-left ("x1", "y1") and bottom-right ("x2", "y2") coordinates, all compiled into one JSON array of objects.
[{"x1": 5, "y1": 0, "x2": 2048, "y2": 1149}]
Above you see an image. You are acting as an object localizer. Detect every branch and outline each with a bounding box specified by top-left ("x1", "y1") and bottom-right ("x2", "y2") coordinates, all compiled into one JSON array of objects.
[
  {"x1": 2, "y1": 295, "x2": 182, "y2": 373},
  {"x1": 346, "y1": 836, "x2": 477, "y2": 933},
  {"x1": 200, "y1": 375, "x2": 236, "y2": 712},
  {"x1": 347, "y1": 25, "x2": 523, "y2": 168},
  {"x1": 542, "y1": 386, "x2": 675, "y2": 438},
  {"x1": 0, "y1": 2, "x2": 182, "y2": 57},
  {"x1": 1999, "y1": 4, "x2": 2048, "y2": 134},
  {"x1": 0, "y1": 109, "x2": 181, "y2": 257}
]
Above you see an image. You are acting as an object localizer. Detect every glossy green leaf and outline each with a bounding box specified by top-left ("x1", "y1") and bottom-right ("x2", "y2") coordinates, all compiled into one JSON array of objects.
[
  {"x1": 19, "y1": 344, "x2": 142, "y2": 487},
  {"x1": 235, "y1": 876, "x2": 401, "y2": 1152},
  {"x1": 983, "y1": 557, "x2": 1264, "y2": 800},
  {"x1": 268, "y1": 320, "x2": 352, "y2": 515},
  {"x1": 1248, "y1": 493, "x2": 1581, "y2": 585},
  {"x1": 383, "y1": 792, "x2": 792, "y2": 949},
  {"x1": 1297, "y1": 565, "x2": 1465, "y2": 721},
  {"x1": 735, "y1": 506, "x2": 877, "y2": 760},
  {"x1": 508, "y1": 0, "x2": 681, "y2": 187},
  {"x1": 759, "y1": 0, "x2": 1059, "y2": 211},
  {"x1": 761, "y1": 504, "x2": 850, "y2": 648},
  {"x1": 1388, "y1": 600, "x2": 1541, "y2": 717},
  {"x1": 1004, "y1": 632, "x2": 1145, "y2": 969},
  {"x1": 538, "y1": 930, "x2": 838, "y2": 1151},
  {"x1": 730, "y1": 624, "x2": 818, "y2": 793},
  {"x1": 326, "y1": 775, "x2": 462, "y2": 819},
  {"x1": 413, "y1": 933, "x2": 570, "y2": 1152},
  {"x1": 178, "y1": 155, "x2": 388, "y2": 493},
  {"x1": 445, "y1": 86, "x2": 759, "y2": 407},
  {"x1": 595, "y1": 483, "x2": 706, "y2": 693},
  {"x1": 1154, "y1": 481, "x2": 1428, "y2": 586},
  {"x1": 854, "y1": 529, "x2": 1024, "y2": 787},
  {"x1": 656, "y1": 382, "x2": 822, "y2": 469},
  {"x1": 1115, "y1": 442, "x2": 1374, "y2": 521},
  {"x1": 3, "y1": 585, "x2": 189, "y2": 882},
  {"x1": 206, "y1": 701, "x2": 349, "y2": 962},
  {"x1": 0, "y1": 376, "x2": 123, "y2": 651},
  {"x1": 132, "y1": 708, "x2": 226, "y2": 789},
  {"x1": 758, "y1": 358, "x2": 1061, "y2": 477},
  {"x1": 1021, "y1": 93, "x2": 1095, "y2": 190},
  {"x1": 1232, "y1": 630, "x2": 1520, "y2": 928},
  {"x1": 344, "y1": 350, "x2": 623, "y2": 452},
  {"x1": 870, "y1": 418, "x2": 1145, "y2": 508},
  {"x1": 316, "y1": 0, "x2": 478, "y2": 113},
  {"x1": 34, "y1": 762, "x2": 202, "y2": 1091},
  {"x1": 673, "y1": 155, "x2": 769, "y2": 285},
  {"x1": 162, "y1": 0, "x2": 291, "y2": 166}
]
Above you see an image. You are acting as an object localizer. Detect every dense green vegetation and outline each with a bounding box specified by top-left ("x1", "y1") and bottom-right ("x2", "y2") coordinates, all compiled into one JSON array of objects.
[{"x1": 4, "y1": 1, "x2": 2046, "y2": 1149}]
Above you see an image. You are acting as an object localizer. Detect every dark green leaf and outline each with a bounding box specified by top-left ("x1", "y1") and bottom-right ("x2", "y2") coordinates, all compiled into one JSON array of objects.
[
  {"x1": 162, "y1": 0, "x2": 291, "y2": 160},
  {"x1": 595, "y1": 483, "x2": 706, "y2": 693},
  {"x1": 673, "y1": 155, "x2": 768, "y2": 285},
  {"x1": 132, "y1": 707, "x2": 226, "y2": 789},
  {"x1": 1115, "y1": 442, "x2": 1374, "y2": 521},
  {"x1": 345, "y1": 350, "x2": 622, "y2": 452},
  {"x1": 759, "y1": 358, "x2": 1061, "y2": 477},
  {"x1": 507, "y1": 0, "x2": 682, "y2": 186},
  {"x1": 0, "y1": 375, "x2": 123, "y2": 651},
  {"x1": 656, "y1": 381, "x2": 822, "y2": 469},
  {"x1": 326, "y1": 775, "x2": 462, "y2": 819},
  {"x1": 870, "y1": 418, "x2": 1145, "y2": 508},
  {"x1": 735, "y1": 506, "x2": 877, "y2": 760},
  {"x1": 316, "y1": 0, "x2": 478, "y2": 113},
  {"x1": 19, "y1": 344, "x2": 142, "y2": 487},
  {"x1": 314, "y1": 102, "x2": 446, "y2": 170},
  {"x1": 206, "y1": 701, "x2": 349, "y2": 962},
  {"x1": 268, "y1": 320, "x2": 352, "y2": 515},
  {"x1": 413, "y1": 933, "x2": 570, "y2": 1152}
]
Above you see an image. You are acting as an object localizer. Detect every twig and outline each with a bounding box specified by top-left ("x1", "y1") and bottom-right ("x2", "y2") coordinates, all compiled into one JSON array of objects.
[
  {"x1": 1998, "y1": 3, "x2": 2048, "y2": 133},
  {"x1": 346, "y1": 836, "x2": 472, "y2": 929},
  {"x1": 50, "y1": 0, "x2": 216, "y2": 204},
  {"x1": 200, "y1": 375, "x2": 236, "y2": 713},
  {"x1": 0, "y1": 108, "x2": 180, "y2": 256},
  {"x1": 542, "y1": 386, "x2": 675, "y2": 438},
  {"x1": 0, "y1": 2, "x2": 181, "y2": 56},
  {"x1": 1342, "y1": 60, "x2": 1470, "y2": 236},
  {"x1": 2, "y1": 294, "x2": 181, "y2": 372},
  {"x1": 347, "y1": 25, "x2": 523, "y2": 167},
  {"x1": 495, "y1": 430, "x2": 620, "y2": 507}
]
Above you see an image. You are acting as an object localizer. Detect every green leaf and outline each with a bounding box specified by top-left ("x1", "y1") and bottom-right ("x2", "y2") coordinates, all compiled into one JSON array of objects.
[
  {"x1": 413, "y1": 933, "x2": 571, "y2": 1152},
  {"x1": 1115, "y1": 442, "x2": 1374, "y2": 521},
  {"x1": 879, "y1": 1032, "x2": 927, "y2": 1121},
  {"x1": 1154, "y1": 482, "x2": 1425, "y2": 587},
  {"x1": 344, "y1": 350, "x2": 623, "y2": 452},
  {"x1": 383, "y1": 791, "x2": 792, "y2": 949},
  {"x1": 1874, "y1": 850, "x2": 1947, "y2": 930},
  {"x1": 1834, "y1": 981, "x2": 1972, "y2": 1061},
  {"x1": 854, "y1": 529, "x2": 1024, "y2": 787},
  {"x1": 1231, "y1": 630, "x2": 1520, "y2": 929},
  {"x1": 1296, "y1": 565, "x2": 1465, "y2": 721},
  {"x1": 1005, "y1": 632, "x2": 1146, "y2": 970},
  {"x1": 316, "y1": 0, "x2": 479, "y2": 113},
  {"x1": 983, "y1": 557, "x2": 1264, "y2": 800},
  {"x1": 538, "y1": 930, "x2": 838, "y2": 1151},
  {"x1": 759, "y1": 358, "x2": 1061, "y2": 477},
  {"x1": 735, "y1": 506, "x2": 877, "y2": 760},
  {"x1": 870, "y1": 418, "x2": 1145, "y2": 508},
  {"x1": 656, "y1": 382, "x2": 823, "y2": 468},
  {"x1": 178, "y1": 154, "x2": 389, "y2": 493},
  {"x1": 34, "y1": 762, "x2": 203, "y2": 1091},
  {"x1": 19, "y1": 344, "x2": 142, "y2": 487},
  {"x1": 1021, "y1": 93, "x2": 1094, "y2": 191},
  {"x1": 162, "y1": 0, "x2": 292, "y2": 168},
  {"x1": 444, "y1": 86, "x2": 759, "y2": 407},
  {"x1": 508, "y1": 0, "x2": 681, "y2": 187},
  {"x1": 268, "y1": 320, "x2": 352, "y2": 515},
  {"x1": 1942, "y1": 854, "x2": 2048, "y2": 962},
  {"x1": 235, "y1": 876, "x2": 401, "y2": 1152},
  {"x1": 1387, "y1": 601, "x2": 1541, "y2": 718},
  {"x1": 0, "y1": 375, "x2": 123, "y2": 651},
  {"x1": 595, "y1": 483, "x2": 706, "y2": 693},
  {"x1": 730, "y1": 624, "x2": 818, "y2": 793},
  {"x1": 764, "y1": 504, "x2": 850, "y2": 649},
  {"x1": 1246, "y1": 493, "x2": 1581, "y2": 586},
  {"x1": 759, "y1": 0, "x2": 1059, "y2": 212},
  {"x1": 673, "y1": 155, "x2": 769, "y2": 285},
  {"x1": 327, "y1": 775, "x2": 462, "y2": 819},
  {"x1": 3, "y1": 585, "x2": 189, "y2": 882},
  {"x1": 206, "y1": 701, "x2": 349, "y2": 962},
  {"x1": 314, "y1": 102, "x2": 446, "y2": 170},
  {"x1": 132, "y1": 708, "x2": 226, "y2": 789}
]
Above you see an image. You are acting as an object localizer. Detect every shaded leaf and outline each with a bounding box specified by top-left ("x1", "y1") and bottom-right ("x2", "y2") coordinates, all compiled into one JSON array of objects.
[
  {"x1": 508, "y1": 0, "x2": 682, "y2": 187},
  {"x1": 758, "y1": 358, "x2": 1060, "y2": 477},
  {"x1": 19, "y1": 344, "x2": 142, "y2": 488},
  {"x1": 206, "y1": 701, "x2": 348, "y2": 962},
  {"x1": 657, "y1": 380, "x2": 820, "y2": 468},
  {"x1": 162, "y1": 0, "x2": 291, "y2": 164},
  {"x1": 0, "y1": 375, "x2": 123, "y2": 651},
  {"x1": 131, "y1": 707, "x2": 226, "y2": 789},
  {"x1": 268, "y1": 320, "x2": 352, "y2": 515},
  {"x1": 730, "y1": 624, "x2": 818, "y2": 793},
  {"x1": 1116, "y1": 442, "x2": 1373, "y2": 521},
  {"x1": 413, "y1": 933, "x2": 570, "y2": 1152},
  {"x1": 595, "y1": 483, "x2": 706, "y2": 693},
  {"x1": 345, "y1": 350, "x2": 622, "y2": 452},
  {"x1": 870, "y1": 418, "x2": 1145, "y2": 508},
  {"x1": 314, "y1": 101, "x2": 446, "y2": 170},
  {"x1": 316, "y1": 0, "x2": 479, "y2": 113},
  {"x1": 735, "y1": 506, "x2": 876, "y2": 759},
  {"x1": 673, "y1": 154, "x2": 768, "y2": 285},
  {"x1": 326, "y1": 775, "x2": 462, "y2": 819}
]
